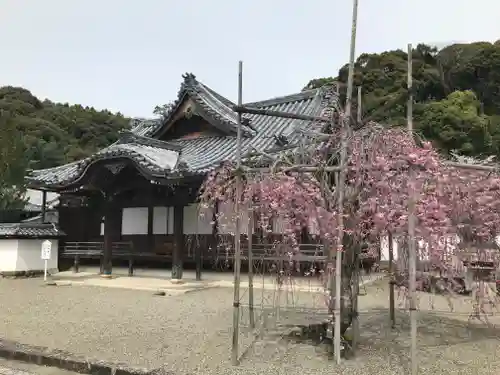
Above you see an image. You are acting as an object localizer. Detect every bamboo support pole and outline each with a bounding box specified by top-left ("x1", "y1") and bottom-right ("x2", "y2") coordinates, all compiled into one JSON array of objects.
[
  {"x1": 388, "y1": 232, "x2": 396, "y2": 328},
  {"x1": 407, "y1": 43, "x2": 418, "y2": 375},
  {"x1": 231, "y1": 61, "x2": 244, "y2": 366},
  {"x1": 351, "y1": 86, "x2": 362, "y2": 354},
  {"x1": 357, "y1": 86, "x2": 362, "y2": 125},
  {"x1": 248, "y1": 207, "x2": 255, "y2": 329},
  {"x1": 333, "y1": 0, "x2": 359, "y2": 364}
]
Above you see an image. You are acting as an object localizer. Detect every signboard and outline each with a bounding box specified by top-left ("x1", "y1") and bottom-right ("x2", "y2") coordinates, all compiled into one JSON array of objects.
[{"x1": 41, "y1": 240, "x2": 52, "y2": 260}]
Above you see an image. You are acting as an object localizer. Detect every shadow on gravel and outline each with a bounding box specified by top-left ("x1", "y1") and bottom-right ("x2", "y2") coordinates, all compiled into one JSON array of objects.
[
  {"x1": 361, "y1": 309, "x2": 500, "y2": 347},
  {"x1": 355, "y1": 308, "x2": 500, "y2": 369}
]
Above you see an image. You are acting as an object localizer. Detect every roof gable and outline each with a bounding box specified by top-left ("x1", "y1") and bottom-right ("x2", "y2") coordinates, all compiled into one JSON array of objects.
[{"x1": 153, "y1": 73, "x2": 253, "y2": 140}]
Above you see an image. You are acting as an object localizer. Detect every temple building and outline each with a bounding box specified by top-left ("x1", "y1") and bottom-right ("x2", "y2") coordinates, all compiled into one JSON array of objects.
[{"x1": 26, "y1": 73, "x2": 333, "y2": 280}]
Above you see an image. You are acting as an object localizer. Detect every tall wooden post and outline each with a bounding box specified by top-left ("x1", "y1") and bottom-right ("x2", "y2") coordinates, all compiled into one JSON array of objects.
[
  {"x1": 231, "y1": 61, "x2": 244, "y2": 366},
  {"x1": 407, "y1": 42, "x2": 418, "y2": 375},
  {"x1": 357, "y1": 86, "x2": 362, "y2": 125},
  {"x1": 248, "y1": 207, "x2": 255, "y2": 329},
  {"x1": 172, "y1": 205, "x2": 184, "y2": 280},
  {"x1": 41, "y1": 191, "x2": 47, "y2": 223},
  {"x1": 351, "y1": 85, "x2": 363, "y2": 354},
  {"x1": 333, "y1": 0, "x2": 358, "y2": 364},
  {"x1": 101, "y1": 196, "x2": 114, "y2": 278},
  {"x1": 388, "y1": 232, "x2": 396, "y2": 328}
]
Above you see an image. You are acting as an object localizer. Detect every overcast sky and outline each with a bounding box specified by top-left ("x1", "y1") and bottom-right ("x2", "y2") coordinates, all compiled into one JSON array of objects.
[{"x1": 0, "y1": 0, "x2": 498, "y2": 118}]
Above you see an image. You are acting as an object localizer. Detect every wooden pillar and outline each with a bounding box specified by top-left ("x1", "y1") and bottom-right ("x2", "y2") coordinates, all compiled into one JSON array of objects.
[
  {"x1": 41, "y1": 191, "x2": 47, "y2": 223},
  {"x1": 101, "y1": 197, "x2": 114, "y2": 277},
  {"x1": 172, "y1": 205, "x2": 184, "y2": 280},
  {"x1": 195, "y1": 232, "x2": 202, "y2": 281}
]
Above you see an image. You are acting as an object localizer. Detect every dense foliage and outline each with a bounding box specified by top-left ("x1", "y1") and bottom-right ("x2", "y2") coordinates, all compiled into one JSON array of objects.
[
  {"x1": 200, "y1": 123, "x2": 500, "y2": 332},
  {"x1": 0, "y1": 86, "x2": 130, "y2": 207},
  {"x1": 305, "y1": 41, "x2": 500, "y2": 158},
  {"x1": 0, "y1": 111, "x2": 29, "y2": 210}
]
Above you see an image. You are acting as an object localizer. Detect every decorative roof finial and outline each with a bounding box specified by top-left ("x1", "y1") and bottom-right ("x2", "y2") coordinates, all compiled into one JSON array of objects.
[{"x1": 181, "y1": 73, "x2": 196, "y2": 82}]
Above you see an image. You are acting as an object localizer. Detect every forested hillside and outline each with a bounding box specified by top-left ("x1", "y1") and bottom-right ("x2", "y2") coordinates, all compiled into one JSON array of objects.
[
  {"x1": 0, "y1": 86, "x2": 130, "y2": 209},
  {"x1": 0, "y1": 86, "x2": 130, "y2": 171},
  {"x1": 305, "y1": 41, "x2": 500, "y2": 158}
]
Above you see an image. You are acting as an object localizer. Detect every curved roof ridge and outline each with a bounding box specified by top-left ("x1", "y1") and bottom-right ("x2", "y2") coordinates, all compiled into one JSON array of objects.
[
  {"x1": 117, "y1": 131, "x2": 182, "y2": 151},
  {"x1": 243, "y1": 87, "x2": 325, "y2": 108}
]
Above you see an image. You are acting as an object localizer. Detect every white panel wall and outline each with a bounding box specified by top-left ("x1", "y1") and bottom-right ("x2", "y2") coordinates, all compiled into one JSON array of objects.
[
  {"x1": 183, "y1": 204, "x2": 198, "y2": 234},
  {"x1": 0, "y1": 239, "x2": 59, "y2": 273},
  {"x1": 0, "y1": 240, "x2": 19, "y2": 272},
  {"x1": 272, "y1": 216, "x2": 286, "y2": 234},
  {"x1": 308, "y1": 217, "x2": 320, "y2": 235},
  {"x1": 17, "y1": 239, "x2": 59, "y2": 272},
  {"x1": 197, "y1": 205, "x2": 215, "y2": 235},
  {"x1": 183, "y1": 204, "x2": 217, "y2": 235},
  {"x1": 153, "y1": 207, "x2": 174, "y2": 234},
  {"x1": 122, "y1": 207, "x2": 148, "y2": 235},
  {"x1": 217, "y1": 201, "x2": 250, "y2": 235},
  {"x1": 380, "y1": 235, "x2": 400, "y2": 261}
]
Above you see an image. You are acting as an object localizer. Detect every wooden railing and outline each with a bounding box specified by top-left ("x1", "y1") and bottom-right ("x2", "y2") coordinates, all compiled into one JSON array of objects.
[{"x1": 213, "y1": 242, "x2": 326, "y2": 262}]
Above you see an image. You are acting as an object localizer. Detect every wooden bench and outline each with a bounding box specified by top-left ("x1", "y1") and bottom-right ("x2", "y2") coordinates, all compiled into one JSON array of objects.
[
  {"x1": 62, "y1": 242, "x2": 104, "y2": 274},
  {"x1": 62, "y1": 241, "x2": 134, "y2": 275}
]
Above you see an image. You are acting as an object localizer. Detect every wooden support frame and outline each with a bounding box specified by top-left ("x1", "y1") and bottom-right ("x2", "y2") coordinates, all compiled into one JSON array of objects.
[
  {"x1": 41, "y1": 191, "x2": 47, "y2": 223},
  {"x1": 172, "y1": 205, "x2": 184, "y2": 280}
]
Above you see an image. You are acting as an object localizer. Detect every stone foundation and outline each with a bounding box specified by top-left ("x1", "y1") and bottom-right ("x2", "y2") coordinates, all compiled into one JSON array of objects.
[{"x1": 0, "y1": 337, "x2": 164, "y2": 375}]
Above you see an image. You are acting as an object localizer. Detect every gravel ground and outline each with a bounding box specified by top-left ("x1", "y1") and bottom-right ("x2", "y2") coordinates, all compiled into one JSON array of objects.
[{"x1": 0, "y1": 277, "x2": 499, "y2": 375}]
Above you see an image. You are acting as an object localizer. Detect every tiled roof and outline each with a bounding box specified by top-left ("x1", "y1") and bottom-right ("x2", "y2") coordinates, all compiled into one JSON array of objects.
[
  {"x1": 22, "y1": 211, "x2": 59, "y2": 224},
  {"x1": 26, "y1": 73, "x2": 337, "y2": 189},
  {"x1": 0, "y1": 223, "x2": 64, "y2": 238},
  {"x1": 130, "y1": 118, "x2": 162, "y2": 138},
  {"x1": 169, "y1": 89, "x2": 329, "y2": 173},
  {"x1": 27, "y1": 132, "x2": 181, "y2": 188}
]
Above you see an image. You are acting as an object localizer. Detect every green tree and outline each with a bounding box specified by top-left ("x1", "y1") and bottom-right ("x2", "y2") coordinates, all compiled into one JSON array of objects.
[
  {"x1": 416, "y1": 90, "x2": 493, "y2": 156},
  {"x1": 304, "y1": 41, "x2": 500, "y2": 158},
  {"x1": 0, "y1": 111, "x2": 28, "y2": 209},
  {"x1": 153, "y1": 102, "x2": 175, "y2": 119}
]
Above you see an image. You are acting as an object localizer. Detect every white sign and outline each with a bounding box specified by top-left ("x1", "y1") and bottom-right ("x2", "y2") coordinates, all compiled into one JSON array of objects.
[{"x1": 41, "y1": 240, "x2": 52, "y2": 260}]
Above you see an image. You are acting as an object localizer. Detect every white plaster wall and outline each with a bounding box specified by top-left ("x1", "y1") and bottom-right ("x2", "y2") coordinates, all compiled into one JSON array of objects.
[
  {"x1": 182, "y1": 204, "x2": 216, "y2": 235},
  {"x1": 120, "y1": 205, "x2": 215, "y2": 236},
  {"x1": 153, "y1": 207, "x2": 174, "y2": 234},
  {"x1": 0, "y1": 240, "x2": 19, "y2": 272},
  {"x1": 122, "y1": 207, "x2": 148, "y2": 235},
  {"x1": 183, "y1": 204, "x2": 198, "y2": 234},
  {"x1": 16, "y1": 239, "x2": 59, "y2": 272},
  {"x1": 217, "y1": 201, "x2": 250, "y2": 235},
  {"x1": 380, "y1": 235, "x2": 459, "y2": 263},
  {"x1": 197, "y1": 205, "x2": 215, "y2": 235},
  {"x1": 0, "y1": 239, "x2": 59, "y2": 273},
  {"x1": 380, "y1": 235, "x2": 400, "y2": 261},
  {"x1": 272, "y1": 216, "x2": 286, "y2": 234}
]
